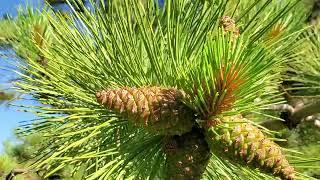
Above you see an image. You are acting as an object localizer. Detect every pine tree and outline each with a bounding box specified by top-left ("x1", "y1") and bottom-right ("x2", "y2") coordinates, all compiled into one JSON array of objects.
[{"x1": 3, "y1": 0, "x2": 320, "y2": 179}]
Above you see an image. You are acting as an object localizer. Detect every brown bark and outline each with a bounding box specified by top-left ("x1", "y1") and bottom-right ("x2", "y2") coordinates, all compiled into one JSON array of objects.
[
  {"x1": 5, "y1": 169, "x2": 28, "y2": 180},
  {"x1": 291, "y1": 99, "x2": 320, "y2": 125},
  {"x1": 263, "y1": 99, "x2": 320, "y2": 129}
]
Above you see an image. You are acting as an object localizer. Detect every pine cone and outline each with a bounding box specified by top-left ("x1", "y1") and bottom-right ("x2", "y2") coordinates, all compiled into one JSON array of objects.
[
  {"x1": 96, "y1": 86, "x2": 195, "y2": 135},
  {"x1": 164, "y1": 128, "x2": 211, "y2": 180},
  {"x1": 220, "y1": 16, "x2": 240, "y2": 36},
  {"x1": 206, "y1": 115, "x2": 295, "y2": 180}
]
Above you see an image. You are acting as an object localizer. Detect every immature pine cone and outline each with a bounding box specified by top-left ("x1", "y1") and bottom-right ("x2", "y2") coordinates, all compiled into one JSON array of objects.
[
  {"x1": 96, "y1": 86, "x2": 195, "y2": 135},
  {"x1": 220, "y1": 16, "x2": 240, "y2": 36},
  {"x1": 206, "y1": 115, "x2": 295, "y2": 180},
  {"x1": 164, "y1": 128, "x2": 211, "y2": 180}
]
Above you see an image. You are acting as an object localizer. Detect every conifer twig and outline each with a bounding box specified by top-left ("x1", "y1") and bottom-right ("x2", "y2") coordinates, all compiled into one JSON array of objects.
[
  {"x1": 265, "y1": 99, "x2": 320, "y2": 128},
  {"x1": 5, "y1": 169, "x2": 28, "y2": 180},
  {"x1": 291, "y1": 99, "x2": 320, "y2": 125},
  {"x1": 267, "y1": 104, "x2": 295, "y2": 114}
]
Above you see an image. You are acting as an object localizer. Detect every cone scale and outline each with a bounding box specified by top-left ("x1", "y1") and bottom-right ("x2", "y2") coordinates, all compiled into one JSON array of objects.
[
  {"x1": 163, "y1": 128, "x2": 211, "y2": 180},
  {"x1": 96, "y1": 86, "x2": 195, "y2": 135},
  {"x1": 205, "y1": 115, "x2": 295, "y2": 180},
  {"x1": 220, "y1": 16, "x2": 240, "y2": 36}
]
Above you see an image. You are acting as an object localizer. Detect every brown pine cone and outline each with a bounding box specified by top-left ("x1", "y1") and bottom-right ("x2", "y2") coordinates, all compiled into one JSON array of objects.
[
  {"x1": 164, "y1": 128, "x2": 211, "y2": 180},
  {"x1": 96, "y1": 86, "x2": 195, "y2": 135},
  {"x1": 220, "y1": 16, "x2": 240, "y2": 36}
]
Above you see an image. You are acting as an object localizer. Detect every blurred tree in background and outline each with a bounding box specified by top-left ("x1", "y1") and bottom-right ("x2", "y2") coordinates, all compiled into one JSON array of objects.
[{"x1": 0, "y1": 133, "x2": 86, "y2": 179}]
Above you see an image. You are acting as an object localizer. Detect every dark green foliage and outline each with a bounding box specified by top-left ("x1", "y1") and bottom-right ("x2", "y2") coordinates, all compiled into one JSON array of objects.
[
  {"x1": 279, "y1": 122, "x2": 320, "y2": 178},
  {"x1": 0, "y1": 134, "x2": 86, "y2": 179}
]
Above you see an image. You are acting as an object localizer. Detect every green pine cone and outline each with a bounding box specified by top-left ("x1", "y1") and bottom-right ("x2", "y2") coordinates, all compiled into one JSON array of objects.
[
  {"x1": 164, "y1": 128, "x2": 211, "y2": 180},
  {"x1": 206, "y1": 115, "x2": 295, "y2": 180},
  {"x1": 96, "y1": 86, "x2": 195, "y2": 135}
]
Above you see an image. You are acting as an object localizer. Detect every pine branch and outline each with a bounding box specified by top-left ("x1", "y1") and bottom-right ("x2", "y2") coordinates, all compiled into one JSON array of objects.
[
  {"x1": 263, "y1": 99, "x2": 320, "y2": 129},
  {"x1": 291, "y1": 99, "x2": 320, "y2": 125},
  {"x1": 267, "y1": 104, "x2": 295, "y2": 114},
  {"x1": 5, "y1": 169, "x2": 28, "y2": 180},
  {"x1": 7, "y1": 0, "x2": 318, "y2": 179}
]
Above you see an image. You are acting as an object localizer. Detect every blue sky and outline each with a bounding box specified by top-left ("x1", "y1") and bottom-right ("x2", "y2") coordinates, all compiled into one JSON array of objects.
[
  {"x1": 0, "y1": 0, "x2": 43, "y2": 153},
  {"x1": 0, "y1": 0, "x2": 43, "y2": 17}
]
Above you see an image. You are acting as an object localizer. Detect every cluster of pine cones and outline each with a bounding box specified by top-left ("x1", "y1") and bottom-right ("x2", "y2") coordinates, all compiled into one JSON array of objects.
[
  {"x1": 95, "y1": 16, "x2": 295, "y2": 180},
  {"x1": 96, "y1": 86, "x2": 295, "y2": 180}
]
